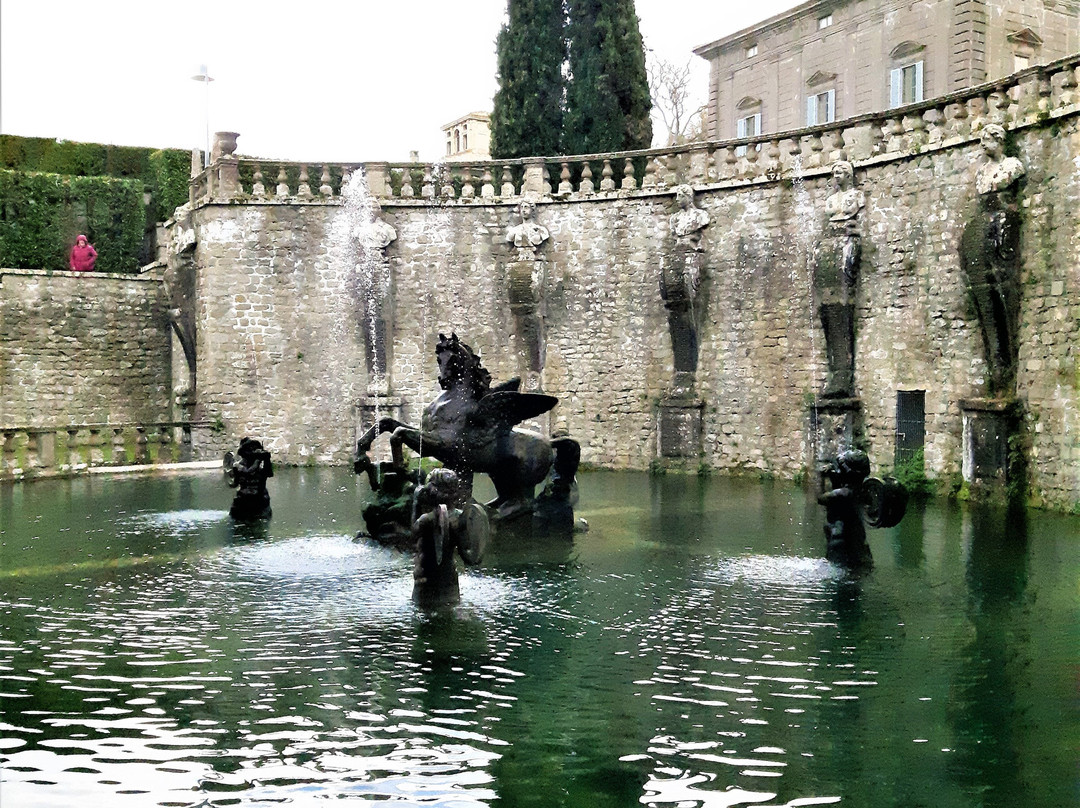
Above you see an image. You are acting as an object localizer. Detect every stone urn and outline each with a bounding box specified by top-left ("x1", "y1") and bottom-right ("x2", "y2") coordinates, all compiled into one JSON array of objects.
[{"x1": 212, "y1": 131, "x2": 240, "y2": 161}]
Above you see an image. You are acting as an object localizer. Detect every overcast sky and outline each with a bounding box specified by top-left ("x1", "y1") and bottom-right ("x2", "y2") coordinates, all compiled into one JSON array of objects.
[{"x1": 1, "y1": 1, "x2": 802, "y2": 162}]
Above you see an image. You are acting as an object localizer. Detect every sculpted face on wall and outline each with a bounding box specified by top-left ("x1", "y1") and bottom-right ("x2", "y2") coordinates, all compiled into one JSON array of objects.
[
  {"x1": 670, "y1": 185, "x2": 710, "y2": 246},
  {"x1": 976, "y1": 124, "x2": 1025, "y2": 196},
  {"x1": 506, "y1": 197, "x2": 550, "y2": 248}
]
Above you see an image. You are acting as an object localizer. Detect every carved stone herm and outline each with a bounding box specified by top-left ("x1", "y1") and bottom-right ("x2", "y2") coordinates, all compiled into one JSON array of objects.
[
  {"x1": 411, "y1": 468, "x2": 489, "y2": 607},
  {"x1": 223, "y1": 438, "x2": 273, "y2": 520},
  {"x1": 817, "y1": 450, "x2": 907, "y2": 570},
  {"x1": 356, "y1": 199, "x2": 397, "y2": 253},
  {"x1": 506, "y1": 197, "x2": 550, "y2": 249},
  {"x1": 669, "y1": 185, "x2": 710, "y2": 249},
  {"x1": 813, "y1": 161, "x2": 865, "y2": 398},
  {"x1": 959, "y1": 124, "x2": 1025, "y2": 395}
]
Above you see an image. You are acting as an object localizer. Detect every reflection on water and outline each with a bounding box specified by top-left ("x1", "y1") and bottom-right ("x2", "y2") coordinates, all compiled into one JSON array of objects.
[{"x1": 1, "y1": 470, "x2": 1077, "y2": 807}]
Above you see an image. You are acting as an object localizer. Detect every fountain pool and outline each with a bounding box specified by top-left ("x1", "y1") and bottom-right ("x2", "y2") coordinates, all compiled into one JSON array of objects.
[{"x1": 1, "y1": 469, "x2": 1077, "y2": 807}]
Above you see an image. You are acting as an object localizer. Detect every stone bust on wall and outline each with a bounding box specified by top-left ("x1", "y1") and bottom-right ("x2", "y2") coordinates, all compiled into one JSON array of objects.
[
  {"x1": 975, "y1": 124, "x2": 1025, "y2": 196},
  {"x1": 824, "y1": 161, "x2": 866, "y2": 224},
  {"x1": 669, "y1": 185, "x2": 710, "y2": 249},
  {"x1": 357, "y1": 200, "x2": 397, "y2": 252},
  {"x1": 506, "y1": 198, "x2": 550, "y2": 248}
]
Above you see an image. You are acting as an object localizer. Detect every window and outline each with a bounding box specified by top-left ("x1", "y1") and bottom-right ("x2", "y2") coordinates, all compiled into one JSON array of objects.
[
  {"x1": 735, "y1": 112, "x2": 761, "y2": 156},
  {"x1": 446, "y1": 140, "x2": 452, "y2": 156},
  {"x1": 745, "y1": 44, "x2": 758, "y2": 58},
  {"x1": 1013, "y1": 54, "x2": 1030, "y2": 72},
  {"x1": 889, "y1": 60, "x2": 923, "y2": 107},
  {"x1": 818, "y1": 14, "x2": 833, "y2": 29},
  {"x1": 454, "y1": 129, "x2": 461, "y2": 152},
  {"x1": 806, "y1": 89, "x2": 836, "y2": 125},
  {"x1": 463, "y1": 133, "x2": 468, "y2": 150}
]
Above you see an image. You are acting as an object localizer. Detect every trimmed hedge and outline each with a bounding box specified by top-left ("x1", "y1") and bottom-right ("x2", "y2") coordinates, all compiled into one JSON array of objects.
[
  {"x1": 1, "y1": 135, "x2": 190, "y2": 222},
  {"x1": 0, "y1": 169, "x2": 145, "y2": 273}
]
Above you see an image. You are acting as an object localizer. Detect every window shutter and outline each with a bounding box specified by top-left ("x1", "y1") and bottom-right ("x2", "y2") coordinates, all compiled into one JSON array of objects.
[
  {"x1": 890, "y1": 68, "x2": 902, "y2": 107},
  {"x1": 752, "y1": 113, "x2": 761, "y2": 136},
  {"x1": 914, "y1": 61, "x2": 924, "y2": 102},
  {"x1": 806, "y1": 95, "x2": 817, "y2": 126},
  {"x1": 737, "y1": 116, "x2": 747, "y2": 138},
  {"x1": 826, "y1": 89, "x2": 836, "y2": 122}
]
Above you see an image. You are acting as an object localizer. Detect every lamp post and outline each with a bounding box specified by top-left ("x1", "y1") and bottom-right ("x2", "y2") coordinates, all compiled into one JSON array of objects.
[{"x1": 190, "y1": 64, "x2": 214, "y2": 168}]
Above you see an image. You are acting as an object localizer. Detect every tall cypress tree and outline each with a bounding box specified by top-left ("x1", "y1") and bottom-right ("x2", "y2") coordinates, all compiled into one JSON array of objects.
[
  {"x1": 563, "y1": 0, "x2": 652, "y2": 155},
  {"x1": 491, "y1": 0, "x2": 566, "y2": 159}
]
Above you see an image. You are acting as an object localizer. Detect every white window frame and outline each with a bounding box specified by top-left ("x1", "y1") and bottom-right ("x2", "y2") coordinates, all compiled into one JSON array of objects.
[
  {"x1": 745, "y1": 44, "x2": 758, "y2": 59},
  {"x1": 1013, "y1": 53, "x2": 1030, "y2": 72},
  {"x1": 806, "y1": 89, "x2": 836, "y2": 126},
  {"x1": 818, "y1": 14, "x2": 833, "y2": 29},
  {"x1": 890, "y1": 60, "x2": 924, "y2": 108},
  {"x1": 735, "y1": 112, "x2": 761, "y2": 156}
]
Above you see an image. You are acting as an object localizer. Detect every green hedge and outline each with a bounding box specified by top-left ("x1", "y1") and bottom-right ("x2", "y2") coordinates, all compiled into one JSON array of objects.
[
  {"x1": 1, "y1": 135, "x2": 190, "y2": 222},
  {"x1": 0, "y1": 169, "x2": 145, "y2": 273}
]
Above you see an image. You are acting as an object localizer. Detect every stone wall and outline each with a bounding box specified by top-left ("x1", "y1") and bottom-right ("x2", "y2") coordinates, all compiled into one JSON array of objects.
[
  {"x1": 0, "y1": 269, "x2": 172, "y2": 428},
  {"x1": 174, "y1": 108, "x2": 1078, "y2": 510}
]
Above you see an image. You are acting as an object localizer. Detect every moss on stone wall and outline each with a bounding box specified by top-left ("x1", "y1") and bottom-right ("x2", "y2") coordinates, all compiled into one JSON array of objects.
[{"x1": 0, "y1": 170, "x2": 145, "y2": 273}]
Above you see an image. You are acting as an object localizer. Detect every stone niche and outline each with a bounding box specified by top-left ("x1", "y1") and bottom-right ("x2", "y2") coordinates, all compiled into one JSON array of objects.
[{"x1": 960, "y1": 398, "x2": 1019, "y2": 498}]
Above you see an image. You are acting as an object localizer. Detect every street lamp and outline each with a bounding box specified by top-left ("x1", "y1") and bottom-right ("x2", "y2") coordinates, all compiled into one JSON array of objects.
[{"x1": 190, "y1": 64, "x2": 214, "y2": 167}]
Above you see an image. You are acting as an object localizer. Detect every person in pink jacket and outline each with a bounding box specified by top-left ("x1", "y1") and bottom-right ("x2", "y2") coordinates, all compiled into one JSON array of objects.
[{"x1": 69, "y1": 235, "x2": 97, "y2": 272}]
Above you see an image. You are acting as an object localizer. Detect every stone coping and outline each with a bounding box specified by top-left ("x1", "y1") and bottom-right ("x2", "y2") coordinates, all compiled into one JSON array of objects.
[
  {"x1": 88, "y1": 460, "x2": 221, "y2": 476},
  {"x1": 0, "y1": 267, "x2": 162, "y2": 282}
]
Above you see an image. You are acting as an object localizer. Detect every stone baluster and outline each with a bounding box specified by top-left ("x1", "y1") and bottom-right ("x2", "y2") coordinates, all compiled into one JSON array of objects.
[
  {"x1": 721, "y1": 146, "x2": 737, "y2": 180},
  {"x1": 621, "y1": 157, "x2": 637, "y2": 190},
  {"x1": 988, "y1": 86, "x2": 1010, "y2": 126},
  {"x1": 742, "y1": 141, "x2": 760, "y2": 177},
  {"x1": 766, "y1": 139, "x2": 782, "y2": 178},
  {"x1": 663, "y1": 154, "x2": 678, "y2": 187},
  {"x1": 967, "y1": 95, "x2": 989, "y2": 134},
  {"x1": 340, "y1": 168, "x2": 352, "y2": 195},
  {"x1": 806, "y1": 134, "x2": 825, "y2": 168},
  {"x1": 541, "y1": 163, "x2": 553, "y2": 195},
  {"x1": 904, "y1": 111, "x2": 928, "y2": 150},
  {"x1": 945, "y1": 101, "x2": 969, "y2": 140},
  {"x1": 558, "y1": 162, "x2": 573, "y2": 195},
  {"x1": 866, "y1": 119, "x2": 884, "y2": 156},
  {"x1": 600, "y1": 159, "x2": 615, "y2": 192},
  {"x1": 111, "y1": 427, "x2": 127, "y2": 464},
  {"x1": 297, "y1": 165, "x2": 312, "y2": 198},
  {"x1": 251, "y1": 167, "x2": 266, "y2": 198},
  {"x1": 1057, "y1": 63, "x2": 1078, "y2": 107},
  {"x1": 578, "y1": 161, "x2": 594, "y2": 195},
  {"x1": 399, "y1": 167, "x2": 415, "y2": 198},
  {"x1": 785, "y1": 137, "x2": 803, "y2": 173},
  {"x1": 688, "y1": 146, "x2": 709, "y2": 183},
  {"x1": 501, "y1": 165, "x2": 516, "y2": 197},
  {"x1": 884, "y1": 116, "x2": 905, "y2": 153},
  {"x1": 481, "y1": 166, "x2": 495, "y2": 199},
  {"x1": 87, "y1": 427, "x2": 105, "y2": 466},
  {"x1": 25, "y1": 430, "x2": 42, "y2": 472},
  {"x1": 275, "y1": 166, "x2": 290, "y2": 198},
  {"x1": 319, "y1": 166, "x2": 333, "y2": 196},
  {"x1": 642, "y1": 157, "x2": 658, "y2": 189},
  {"x1": 156, "y1": 426, "x2": 173, "y2": 463},
  {"x1": 922, "y1": 106, "x2": 945, "y2": 146},
  {"x1": 440, "y1": 169, "x2": 455, "y2": 199},
  {"x1": 1, "y1": 430, "x2": 16, "y2": 476},
  {"x1": 828, "y1": 129, "x2": 846, "y2": 163},
  {"x1": 133, "y1": 427, "x2": 149, "y2": 465},
  {"x1": 1035, "y1": 68, "x2": 1053, "y2": 119},
  {"x1": 422, "y1": 165, "x2": 435, "y2": 199},
  {"x1": 461, "y1": 167, "x2": 476, "y2": 199},
  {"x1": 65, "y1": 428, "x2": 82, "y2": 470}
]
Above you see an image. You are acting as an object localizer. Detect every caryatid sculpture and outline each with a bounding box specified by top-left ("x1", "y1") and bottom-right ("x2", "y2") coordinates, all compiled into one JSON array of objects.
[
  {"x1": 661, "y1": 185, "x2": 710, "y2": 391},
  {"x1": 959, "y1": 124, "x2": 1025, "y2": 395},
  {"x1": 355, "y1": 200, "x2": 398, "y2": 385},
  {"x1": 812, "y1": 161, "x2": 865, "y2": 399},
  {"x1": 505, "y1": 197, "x2": 549, "y2": 391}
]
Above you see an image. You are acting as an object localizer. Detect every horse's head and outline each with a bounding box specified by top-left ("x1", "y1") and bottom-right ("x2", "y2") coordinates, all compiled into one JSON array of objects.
[{"x1": 436, "y1": 333, "x2": 491, "y2": 398}]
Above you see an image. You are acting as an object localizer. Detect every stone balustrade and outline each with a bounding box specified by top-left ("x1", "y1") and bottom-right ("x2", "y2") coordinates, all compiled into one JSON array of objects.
[
  {"x1": 188, "y1": 54, "x2": 1079, "y2": 206},
  {"x1": 0, "y1": 422, "x2": 204, "y2": 481}
]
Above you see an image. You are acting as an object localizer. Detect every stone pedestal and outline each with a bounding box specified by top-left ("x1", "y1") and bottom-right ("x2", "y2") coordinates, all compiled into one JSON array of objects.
[
  {"x1": 810, "y1": 397, "x2": 862, "y2": 463},
  {"x1": 508, "y1": 253, "x2": 545, "y2": 392},
  {"x1": 658, "y1": 397, "x2": 704, "y2": 459},
  {"x1": 960, "y1": 398, "x2": 1018, "y2": 498}
]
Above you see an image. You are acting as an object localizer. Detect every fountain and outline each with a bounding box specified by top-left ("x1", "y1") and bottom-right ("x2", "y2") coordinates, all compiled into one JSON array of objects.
[{"x1": 222, "y1": 437, "x2": 274, "y2": 519}]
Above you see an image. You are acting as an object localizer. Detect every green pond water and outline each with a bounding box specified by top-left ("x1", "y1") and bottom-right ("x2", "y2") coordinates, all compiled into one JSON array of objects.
[{"x1": 0, "y1": 468, "x2": 1077, "y2": 807}]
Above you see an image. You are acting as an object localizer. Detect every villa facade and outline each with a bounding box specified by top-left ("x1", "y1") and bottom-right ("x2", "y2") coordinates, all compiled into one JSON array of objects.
[
  {"x1": 442, "y1": 112, "x2": 492, "y2": 161},
  {"x1": 693, "y1": 0, "x2": 1079, "y2": 139}
]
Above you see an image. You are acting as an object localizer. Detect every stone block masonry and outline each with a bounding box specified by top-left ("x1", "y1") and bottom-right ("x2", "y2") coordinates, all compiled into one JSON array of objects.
[{"x1": 0, "y1": 269, "x2": 172, "y2": 427}]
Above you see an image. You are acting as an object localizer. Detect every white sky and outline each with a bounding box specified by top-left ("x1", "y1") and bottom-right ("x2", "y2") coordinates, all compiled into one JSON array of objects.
[{"x1": 1, "y1": 0, "x2": 802, "y2": 162}]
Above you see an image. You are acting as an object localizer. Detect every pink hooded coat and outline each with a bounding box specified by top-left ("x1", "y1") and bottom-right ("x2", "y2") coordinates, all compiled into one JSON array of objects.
[{"x1": 69, "y1": 235, "x2": 97, "y2": 272}]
